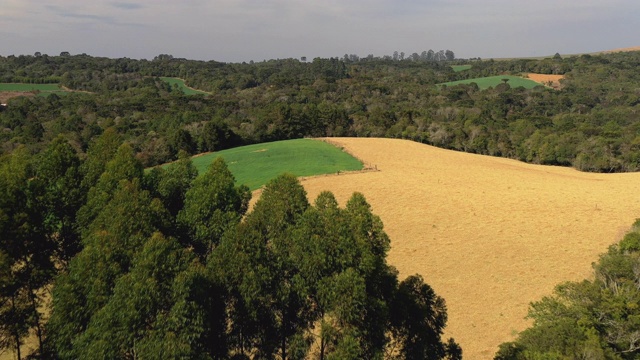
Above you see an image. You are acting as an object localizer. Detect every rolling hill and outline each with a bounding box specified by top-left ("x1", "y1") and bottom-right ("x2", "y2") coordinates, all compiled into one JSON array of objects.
[{"x1": 280, "y1": 138, "x2": 640, "y2": 360}]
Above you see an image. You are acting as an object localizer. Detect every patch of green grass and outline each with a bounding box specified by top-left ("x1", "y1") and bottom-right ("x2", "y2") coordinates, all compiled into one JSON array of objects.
[
  {"x1": 160, "y1": 77, "x2": 209, "y2": 95},
  {"x1": 169, "y1": 139, "x2": 364, "y2": 191},
  {"x1": 438, "y1": 75, "x2": 542, "y2": 90},
  {"x1": 451, "y1": 65, "x2": 472, "y2": 72},
  {"x1": 0, "y1": 83, "x2": 63, "y2": 92}
]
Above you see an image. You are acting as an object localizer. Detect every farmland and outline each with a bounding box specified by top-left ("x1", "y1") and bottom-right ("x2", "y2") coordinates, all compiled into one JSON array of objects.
[
  {"x1": 159, "y1": 77, "x2": 209, "y2": 95},
  {"x1": 451, "y1": 65, "x2": 472, "y2": 72},
  {"x1": 168, "y1": 139, "x2": 364, "y2": 191},
  {"x1": 439, "y1": 75, "x2": 542, "y2": 89},
  {"x1": 295, "y1": 137, "x2": 640, "y2": 360}
]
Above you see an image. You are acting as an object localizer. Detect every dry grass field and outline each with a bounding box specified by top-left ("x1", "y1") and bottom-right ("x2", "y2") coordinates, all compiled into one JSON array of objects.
[
  {"x1": 289, "y1": 138, "x2": 640, "y2": 360},
  {"x1": 525, "y1": 73, "x2": 564, "y2": 89}
]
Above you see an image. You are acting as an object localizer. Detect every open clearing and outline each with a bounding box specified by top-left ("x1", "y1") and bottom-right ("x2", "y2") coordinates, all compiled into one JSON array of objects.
[
  {"x1": 439, "y1": 75, "x2": 542, "y2": 90},
  {"x1": 286, "y1": 138, "x2": 640, "y2": 360},
  {"x1": 182, "y1": 139, "x2": 364, "y2": 191},
  {"x1": 159, "y1": 77, "x2": 210, "y2": 95},
  {"x1": 451, "y1": 65, "x2": 472, "y2": 72},
  {"x1": 0, "y1": 83, "x2": 69, "y2": 103},
  {"x1": 525, "y1": 73, "x2": 564, "y2": 89}
]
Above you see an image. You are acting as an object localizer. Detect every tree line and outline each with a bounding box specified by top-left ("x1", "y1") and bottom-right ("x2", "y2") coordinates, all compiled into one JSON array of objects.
[
  {"x1": 1, "y1": 50, "x2": 640, "y2": 172},
  {"x1": 0, "y1": 130, "x2": 461, "y2": 359}
]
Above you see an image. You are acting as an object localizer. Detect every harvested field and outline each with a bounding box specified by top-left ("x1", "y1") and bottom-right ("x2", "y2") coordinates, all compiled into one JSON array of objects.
[
  {"x1": 282, "y1": 138, "x2": 640, "y2": 360},
  {"x1": 526, "y1": 73, "x2": 564, "y2": 89}
]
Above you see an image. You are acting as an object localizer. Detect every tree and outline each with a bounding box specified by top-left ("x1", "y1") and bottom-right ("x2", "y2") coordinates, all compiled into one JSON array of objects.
[{"x1": 177, "y1": 157, "x2": 250, "y2": 258}]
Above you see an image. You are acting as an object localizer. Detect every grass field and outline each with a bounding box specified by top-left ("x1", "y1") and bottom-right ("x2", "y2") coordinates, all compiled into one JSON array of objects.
[
  {"x1": 281, "y1": 138, "x2": 640, "y2": 360},
  {"x1": 451, "y1": 65, "x2": 472, "y2": 72},
  {"x1": 160, "y1": 77, "x2": 209, "y2": 95},
  {"x1": 439, "y1": 75, "x2": 542, "y2": 90},
  {"x1": 0, "y1": 84, "x2": 69, "y2": 103},
  {"x1": 169, "y1": 139, "x2": 363, "y2": 191},
  {"x1": 0, "y1": 83, "x2": 62, "y2": 92}
]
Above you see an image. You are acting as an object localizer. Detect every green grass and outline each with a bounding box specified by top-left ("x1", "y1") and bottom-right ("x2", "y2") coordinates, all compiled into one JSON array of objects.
[
  {"x1": 166, "y1": 139, "x2": 364, "y2": 191},
  {"x1": 160, "y1": 77, "x2": 209, "y2": 95},
  {"x1": 0, "y1": 83, "x2": 64, "y2": 92},
  {"x1": 451, "y1": 65, "x2": 472, "y2": 72},
  {"x1": 438, "y1": 75, "x2": 543, "y2": 90}
]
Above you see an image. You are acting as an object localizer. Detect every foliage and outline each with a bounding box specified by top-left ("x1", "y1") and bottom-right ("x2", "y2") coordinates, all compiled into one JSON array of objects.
[{"x1": 2, "y1": 51, "x2": 640, "y2": 172}]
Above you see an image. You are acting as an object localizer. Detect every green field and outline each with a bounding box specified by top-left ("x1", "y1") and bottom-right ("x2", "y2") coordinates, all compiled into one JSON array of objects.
[
  {"x1": 160, "y1": 77, "x2": 209, "y2": 95},
  {"x1": 0, "y1": 83, "x2": 67, "y2": 94},
  {"x1": 451, "y1": 65, "x2": 472, "y2": 72},
  {"x1": 438, "y1": 75, "x2": 542, "y2": 90},
  {"x1": 166, "y1": 139, "x2": 363, "y2": 190}
]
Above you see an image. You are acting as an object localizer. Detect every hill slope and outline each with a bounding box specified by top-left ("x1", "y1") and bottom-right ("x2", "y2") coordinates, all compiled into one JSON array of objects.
[{"x1": 288, "y1": 138, "x2": 640, "y2": 360}]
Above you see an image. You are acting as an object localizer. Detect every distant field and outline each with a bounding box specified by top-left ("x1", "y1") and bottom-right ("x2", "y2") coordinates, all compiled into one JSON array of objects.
[
  {"x1": 160, "y1": 77, "x2": 209, "y2": 95},
  {"x1": 0, "y1": 83, "x2": 62, "y2": 92},
  {"x1": 451, "y1": 65, "x2": 472, "y2": 72},
  {"x1": 166, "y1": 139, "x2": 363, "y2": 191},
  {"x1": 439, "y1": 75, "x2": 542, "y2": 90},
  {"x1": 0, "y1": 83, "x2": 69, "y2": 102}
]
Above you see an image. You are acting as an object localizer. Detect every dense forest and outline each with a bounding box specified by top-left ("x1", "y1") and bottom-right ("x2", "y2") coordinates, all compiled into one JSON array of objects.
[
  {"x1": 1, "y1": 50, "x2": 640, "y2": 172},
  {"x1": 0, "y1": 131, "x2": 461, "y2": 359}
]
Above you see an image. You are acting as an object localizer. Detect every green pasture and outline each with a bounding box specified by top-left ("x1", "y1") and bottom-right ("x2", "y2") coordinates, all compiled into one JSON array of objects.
[
  {"x1": 438, "y1": 75, "x2": 542, "y2": 90},
  {"x1": 165, "y1": 139, "x2": 363, "y2": 191},
  {"x1": 0, "y1": 83, "x2": 64, "y2": 92},
  {"x1": 451, "y1": 65, "x2": 472, "y2": 72},
  {"x1": 160, "y1": 77, "x2": 209, "y2": 95}
]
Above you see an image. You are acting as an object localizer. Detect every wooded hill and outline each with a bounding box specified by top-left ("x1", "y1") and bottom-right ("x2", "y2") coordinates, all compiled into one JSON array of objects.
[{"x1": 1, "y1": 50, "x2": 640, "y2": 172}]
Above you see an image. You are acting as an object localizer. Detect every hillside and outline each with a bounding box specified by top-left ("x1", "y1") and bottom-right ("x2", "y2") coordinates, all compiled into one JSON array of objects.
[{"x1": 288, "y1": 138, "x2": 640, "y2": 360}]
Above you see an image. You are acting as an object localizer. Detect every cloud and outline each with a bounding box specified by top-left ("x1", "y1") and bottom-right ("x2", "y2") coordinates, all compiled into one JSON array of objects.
[
  {"x1": 1, "y1": 0, "x2": 639, "y2": 61},
  {"x1": 111, "y1": 2, "x2": 144, "y2": 10}
]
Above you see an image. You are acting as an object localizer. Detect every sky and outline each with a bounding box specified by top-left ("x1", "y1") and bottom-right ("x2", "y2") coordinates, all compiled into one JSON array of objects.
[{"x1": 1, "y1": 0, "x2": 639, "y2": 62}]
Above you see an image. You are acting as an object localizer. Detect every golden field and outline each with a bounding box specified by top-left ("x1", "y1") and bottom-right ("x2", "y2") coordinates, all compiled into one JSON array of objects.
[{"x1": 293, "y1": 138, "x2": 640, "y2": 360}]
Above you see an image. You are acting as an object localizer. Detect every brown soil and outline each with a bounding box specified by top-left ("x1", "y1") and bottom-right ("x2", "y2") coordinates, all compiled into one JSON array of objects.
[
  {"x1": 0, "y1": 91, "x2": 35, "y2": 104},
  {"x1": 279, "y1": 138, "x2": 640, "y2": 360},
  {"x1": 525, "y1": 73, "x2": 564, "y2": 89}
]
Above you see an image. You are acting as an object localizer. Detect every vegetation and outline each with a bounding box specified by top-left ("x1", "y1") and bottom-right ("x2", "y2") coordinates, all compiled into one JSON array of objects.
[
  {"x1": 1, "y1": 50, "x2": 640, "y2": 172},
  {"x1": 438, "y1": 75, "x2": 542, "y2": 90},
  {"x1": 451, "y1": 65, "x2": 472, "y2": 72},
  {"x1": 0, "y1": 133, "x2": 459, "y2": 359},
  {"x1": 183, "y1": 139, "x2": 364, "y2": 190},
  {"x1": 159, "y1": 77, "x2": 210, "y2": 95},
  {"x1": 495, "y1": 219, "x2": 640, "y2": 360}
]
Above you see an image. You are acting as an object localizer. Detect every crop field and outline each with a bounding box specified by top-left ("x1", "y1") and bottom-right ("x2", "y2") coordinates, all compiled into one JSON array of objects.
[
  {"x1": 0, "y1": 83, "x2": 62, "y2": 92},
  {"x1": 451, "y1": 65, "x2": 472, "y2": 72},
  {"x1": 159, "y1": 77, "x2": 209, "y2": 95},
  {"x1": 277, "y1": 137, "x2": 640, "y2": 360},
  {"x1": 439, "y1": 75, "x2": 542, "y2": 89},
  {"x1": 0, "y1": 83, "x2": 68, "y2": 101},
  {"x1": 178, "y1": 139, "x2": 364, "y2": 191}
]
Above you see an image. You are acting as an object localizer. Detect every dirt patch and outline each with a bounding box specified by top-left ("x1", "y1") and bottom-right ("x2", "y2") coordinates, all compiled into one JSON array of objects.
[
  {"x1": 525, "y1": 73, "x2": 564, "y2": 89},
  {"x1": 0, "y1": 91, "x2": 35, "y2": 103},
  {"x1": 252, "y1": 149, "x2": 268, "y2": 153},
  {"x1": 252, "y1": 137, "x2": 640, "y2": 360}
]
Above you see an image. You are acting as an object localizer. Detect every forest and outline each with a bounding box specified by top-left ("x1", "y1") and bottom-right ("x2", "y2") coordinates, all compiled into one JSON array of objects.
[
  {"x1": 1, "y1": 50, "x2": 640, "y2": 172},
  {"x1": 2, "y1": 50, "x2": 640, "y2": 359}
]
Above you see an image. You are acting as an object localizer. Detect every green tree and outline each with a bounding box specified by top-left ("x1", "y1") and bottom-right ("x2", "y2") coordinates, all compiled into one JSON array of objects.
[{"x1": 177, "y1": 157, "x2": 250, "y2": 258}]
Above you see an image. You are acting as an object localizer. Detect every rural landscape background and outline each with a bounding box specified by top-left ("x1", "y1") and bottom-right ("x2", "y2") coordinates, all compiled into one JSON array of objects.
[{"x1": 2, "y1": 44, "x2": 640, "y2": 360}]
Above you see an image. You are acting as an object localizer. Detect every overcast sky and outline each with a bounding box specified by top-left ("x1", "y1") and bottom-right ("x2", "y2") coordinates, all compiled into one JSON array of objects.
[{"x1": 1, "y1": 0, "x2": 639, "y2": 62}]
